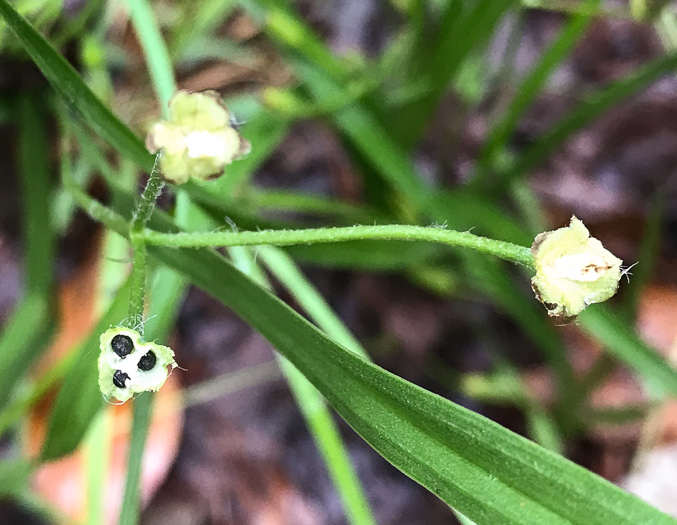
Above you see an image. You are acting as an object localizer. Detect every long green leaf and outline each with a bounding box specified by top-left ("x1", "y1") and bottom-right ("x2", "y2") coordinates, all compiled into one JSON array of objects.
[
  {"x1": 0, "y1": 95, "x2": 55, "y2": 409},
  {"x1": 473, "y1": 0, "x2": 598, "y2": 180},
  {"x1": 40, "y1": 278, "x2": 132, "y2": 461},
  {"x1": 578, "y1": 306, "x2": 677, "y2": 397},
  {"x1": 0, "y1": 0, "x2": 154, "y2": 173},
  {"x1": 497, "y1": 50, "x2": 677, "y2": 188},
  {"x1": 148, "y1": 229, "x2": 674, "y2": 525},
  {"x1": 239, "y1": 246, "x2": 376, "y2": 525},
  {"x1": 89, "y1": 189, "x2": 675, "y2": 524}
]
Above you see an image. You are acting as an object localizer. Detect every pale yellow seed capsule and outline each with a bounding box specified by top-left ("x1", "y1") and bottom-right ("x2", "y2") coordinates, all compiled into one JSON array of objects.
[
  {"x1": 531, "y1": 216, "x2": 623, "y2": 323},
  {"x1": 145, "y1": 90, "x2": 250, "y2": 184}
]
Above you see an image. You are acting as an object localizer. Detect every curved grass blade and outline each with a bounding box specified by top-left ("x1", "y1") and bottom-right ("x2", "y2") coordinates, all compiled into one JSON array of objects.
[
  {"x1": 578, "y1": 305, "x2": 677, "y2": 397},
  {"x1": 0, "y1": 0, "x2": 154, "y2": 172},
  {"x1": 496, "y1": 50, "x2": 677, "y2": 188},
  {"x1": 146, "y1": 225, "x2": 675, "y2": 525},
  {"x1": 90, "y1": 188, "x2": 676, "y2": 524},
  {"x1": 237, "y1": 246, "x2": 376, "y2": 525},
  {"x1": 473, "y1": 0, "x2": 599, "y2": 182}
]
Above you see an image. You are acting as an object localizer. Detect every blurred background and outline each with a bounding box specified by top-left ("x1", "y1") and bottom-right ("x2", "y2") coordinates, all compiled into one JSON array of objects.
[{"x1": 2, "y1": 0, "x2": 677, "y2": 523}]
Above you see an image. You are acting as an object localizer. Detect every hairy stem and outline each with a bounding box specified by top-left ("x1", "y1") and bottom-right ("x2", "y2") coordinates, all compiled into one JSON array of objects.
[
  {"x1": 126, "y1": 154, "x2": 164, "y2": 333},
  {"x1": 145, "y1": 224, "x2": 535, "y2": 268}
]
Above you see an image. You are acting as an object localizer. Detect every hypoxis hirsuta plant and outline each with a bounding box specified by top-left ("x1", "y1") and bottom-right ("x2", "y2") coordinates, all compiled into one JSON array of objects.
[
  {"x1": 98, "y1": 90, "x2": 250, "y2": 404},
  {"x1": 106, "y1": 91, "x2": 628, "y2": 403},
  {"x1": 5, "y1": 0, "x2": 677, "y2": 523}
]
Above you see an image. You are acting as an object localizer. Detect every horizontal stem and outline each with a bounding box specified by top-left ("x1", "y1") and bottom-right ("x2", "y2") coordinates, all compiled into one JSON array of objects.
[{"x1": 145, "y1": 224, "x2": 535, "y2": 268}]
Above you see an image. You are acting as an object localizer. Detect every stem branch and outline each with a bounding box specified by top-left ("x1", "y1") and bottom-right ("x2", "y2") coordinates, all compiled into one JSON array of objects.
[
  {"x1": 145, "y1": 224, "x2": 535, "y2": 268},
  {"x1": 126, "y1": 154, "x2": 164, "y2": 333}
]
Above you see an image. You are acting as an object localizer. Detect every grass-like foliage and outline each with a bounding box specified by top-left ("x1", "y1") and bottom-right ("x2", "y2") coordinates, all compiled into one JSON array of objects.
[{"x1": 1, "y1": 0, "x2": 677, "y2": 524}]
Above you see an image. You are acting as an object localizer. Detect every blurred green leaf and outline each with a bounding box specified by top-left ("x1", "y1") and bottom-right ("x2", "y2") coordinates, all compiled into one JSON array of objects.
[
  {"x1": 497, "y1": 50, "x2": 677, "y2": 189},
  {"x1": 0, "y1": 0, "x2": 155, "y2": 173},
  {"x1": 98, "y1": 189, "x2": 676, "y2": 524},
  {"x1": 578, "y1": 306, "x2": 677, "y2": 397},
  {"x1": 0, "y1": 95, "x2": 55, "y2": 410},
  {"x1": 389, "y1": 0, "x2": 515, "y2": 146},
  {"x1": 474, "y1": 0, "x2": 598, "y2": 181},
  {"x1": 0, "y1": 459, "x2": 33, "y2": 497},
  {"x1": 40, "y1": 279, "x2": 131, "y2": 461}
]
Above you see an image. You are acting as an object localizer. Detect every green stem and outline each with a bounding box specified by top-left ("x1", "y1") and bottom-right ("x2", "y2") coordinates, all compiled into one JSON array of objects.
[
  {"x1": 145, "y1": 224, "x2": 535, "y2": 268},
  {"x1": 126, "y1": 232, "x2": 148, "y2": 331},
  {"x1": 126, "y1": 155, "x2": 164, "y2": 332},
  {"x1": 131, "y1": 155, "x2": 164, "y2": 232},
  {"x1": 60, "y1": 164, "x2": 128, "y2": 233}
]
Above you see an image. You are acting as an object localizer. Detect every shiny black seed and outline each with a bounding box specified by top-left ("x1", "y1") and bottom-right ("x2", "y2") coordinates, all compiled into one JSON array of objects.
[
  {"x1": 113, "y1": 370, "x2": 129, "y2": 388},
  {"x1": 137, "y1": 350, "x2": 156, "y2": 371},
  {"x1": 111, "y1": 334, "x2": 134, "y2": 358}
]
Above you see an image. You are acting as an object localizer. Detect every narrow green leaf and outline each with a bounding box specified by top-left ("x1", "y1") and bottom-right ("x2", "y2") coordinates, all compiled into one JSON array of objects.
[
  {"x1": 40, "y1": 278, "x2": 131, "y2": 461},
  {"x1": 0, "y1": 295, "x2": 52, "y2": 410},
  {"x1": 118, "y1": 393, "x2": 153, "y2": 525},
  {"x1": 240, "y1": 246, "x2": 376, "y2": 525},
  {"x1": 0, "y1": 95, "x2": 55, "y2": 409},
  {"x1": 84, "y1": 409, "x2": 112, "y2": 525},
  {"x1": 95, "y1": 190, "x2": 675, "y2": 524},
  {"x1": 390, "y1": 0, "x2": 516, "y2": 146},
  {"x1": 18, "y1": 94, "x2": 55, "y2": 296},
  {"x1": 0, "y1": 0, "x2": 155, "y2": 173},
  {"x1": 258, "y1": 246, "x2": 366, "y2": 357},
  {"x1": 578, "y1": 306, "x2": 677, "y2": 396},
  {"x1": 145, "y1": 227, "x2": 674, "y2": 525},
  {"x1": 498, "y1": 51, "x2": 677, "y2": 188},
  {"x1": 125, "y1": 0, "x2": 177, "y2": 111},
  {"x1": 474, "y1": 0, "x2": 598, "y2": 180}
]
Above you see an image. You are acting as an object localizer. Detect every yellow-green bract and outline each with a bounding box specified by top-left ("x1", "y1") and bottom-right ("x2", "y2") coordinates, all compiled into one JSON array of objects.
[
  {"x1": 98, "y1": 327, "x2": 177, "y2": 403},
  {"x1": 145, "y1": 90, "x2": 250, "y2": 184},
  {"x1": 531, "y1": 216, "x2": 623, "y2": 323}
]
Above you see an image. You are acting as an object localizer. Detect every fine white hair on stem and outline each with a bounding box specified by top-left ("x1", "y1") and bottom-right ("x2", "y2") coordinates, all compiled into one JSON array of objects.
[
  {"x1": 225, "y1": 216, "x2": 239, "y2": 232},
  {"x1": 620, "y1": 261, "x2": 639, "y2": 283}
]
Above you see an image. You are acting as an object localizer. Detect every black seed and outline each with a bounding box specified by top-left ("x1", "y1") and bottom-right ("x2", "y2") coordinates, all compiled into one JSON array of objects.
[
  {"x1": 111, "y1": 334, "x2": 134, "y2": 358},
  {"x1": 113, "y1": 370, "x2": 129, "y2": 388},
  {"x1": 137, "y1": 350, "x2": 157, "y2": 371}
]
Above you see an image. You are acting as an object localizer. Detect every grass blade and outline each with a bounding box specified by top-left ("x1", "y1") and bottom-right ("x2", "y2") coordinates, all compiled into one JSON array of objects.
[
  {"x1": 497, "y1": 50, "x2": 677, "y2": 188},
  {"x1": 258, "y1": 246, "x2": 365, "y2": 357},
  {"x1": 473, "y1": 0, "x2": 599, "y2": 181},
  {"x1": 0, "y1": 95, "x2": 55, "y2": 409},
  {"x1": 242, "y1": 246, "x2": 376, "y2": 525},
  {"x1": 578, "y1": 305, "x2": 677, "y2": 397},
  {"x1": 390, "y1": 0, "x2": 516, "y2": 146},
  {"x1": 0, "y1": 0, "x2": 154, "y2": 172},
  {"x1": 124, "y1": 0, "x2": 177, "y2": 110},
  {"x1": 87, "y1": 187, "x2": 676, "y2": 524}
]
